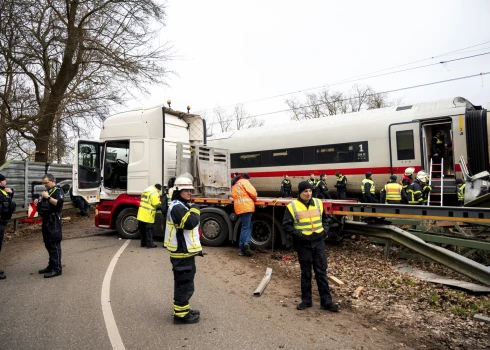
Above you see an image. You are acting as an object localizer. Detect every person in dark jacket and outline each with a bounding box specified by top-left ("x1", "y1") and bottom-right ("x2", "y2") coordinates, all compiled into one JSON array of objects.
[
  {"x1": 282, "y1": 181, "x2": 340, "y2": 313},
  {"x1": 407, "y1": 173, "x2": 425, "y2": 205},
  {"x1": 280, "y1": 175, "x2": 292, "y2": 198},
  {"x1": 334, "y1": 171, "x2": 347, "y2": 200},
  {"x1": 0, "y1": 173, "x2": 15, "y2": 280},
  {"x1": 431, "y1": 131, "x2": 446, "y2": 178},
  {"x1": 316, "y1": 173, "x2": 331, "y2": 199},
  {"x1": 379, "y1": 175, "x2": 404, "y2": 204},
  {"x1": 307, "y1": 173, "x2": 319, "y2": 193},
  {"x1": 361, "y1": 172, "x2": 377, "y2": 203},
  {"x1": 34, "y1": 173, "x2": 64, "y2": 278}
]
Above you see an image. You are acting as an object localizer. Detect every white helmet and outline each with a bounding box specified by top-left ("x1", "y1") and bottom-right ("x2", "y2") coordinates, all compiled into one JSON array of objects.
[
  {"x1": 416, "y1": 171, "x2": 427, "y2": 182},
  {"x1": 174, "y1": 176, "x2": 194, "y2": 191},
  {"x1": 404, "y1": 167, "x2": 415, "y2": 176}
]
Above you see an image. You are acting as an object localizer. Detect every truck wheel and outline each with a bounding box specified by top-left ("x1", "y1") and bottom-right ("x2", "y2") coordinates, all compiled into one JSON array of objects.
[
  {"x1": 200, "y1": 213, "x2": 228, "y2": 247},
  {"x1": 251, "y1": 213, "x2": 276, "y2": 249},
  {"x1": 116, "y1": 208, "x2": 140, "y2": 239}
]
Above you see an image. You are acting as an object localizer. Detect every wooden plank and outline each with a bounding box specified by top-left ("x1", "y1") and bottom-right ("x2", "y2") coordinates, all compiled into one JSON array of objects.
[
  {"x1": 352, "y1": 286, "x2": 364, "y2": 299},
  {"x1": 328, "y1": 275, "x2": 344, "y2": 288}
]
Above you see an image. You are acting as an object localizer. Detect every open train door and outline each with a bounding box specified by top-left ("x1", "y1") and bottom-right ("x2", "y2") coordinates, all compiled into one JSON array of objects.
[
  {"x1": 72, "y1": 139, "x2": 103, "y2": 204},
  {"x1": 389, "y1": 121, "x2": 422, "y2": 174}
]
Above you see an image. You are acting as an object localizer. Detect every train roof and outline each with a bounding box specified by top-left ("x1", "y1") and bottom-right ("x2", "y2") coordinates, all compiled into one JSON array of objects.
[{"x1": 209, "y1": 96, "x2": 477, "y2": 142}]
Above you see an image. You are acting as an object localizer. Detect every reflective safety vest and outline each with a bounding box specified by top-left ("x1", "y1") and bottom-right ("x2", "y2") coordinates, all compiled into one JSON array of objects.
[
  {"x1": 286, "y1": 198, "x2": 324, "y2": 236},
  {"x1": 231, "y1": 179, "x2": 257, "y2": 215},
  {"x1": 457, "y1": 184, "x2": 466, "y2": 201},
  {"x1": 308, "y1": 179, "x2": 319, "y2": 187},
  {"x1": 164, "y1": 200, "x2": 201, "y2": 258},
  {"x1": 433, "y1": 136, "x2": 443, "y2": 145},
  {"x1": 407, "y1": 182, "x2": 423, "y2": 204},
  {"x1": 361, "y1": 179, "x2": 375, "y2": 194},
  {"x1": 384, "y1": 183, "x2": 402, "y2": 202},
  {"x1": 137, "y1": 185, "x2": 161, "y2": 223}
]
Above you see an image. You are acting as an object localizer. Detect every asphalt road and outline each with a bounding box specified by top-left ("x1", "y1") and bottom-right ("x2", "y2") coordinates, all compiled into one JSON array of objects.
[{"x1": 0, "y1": 232, "x2": 415, "y2": 350}]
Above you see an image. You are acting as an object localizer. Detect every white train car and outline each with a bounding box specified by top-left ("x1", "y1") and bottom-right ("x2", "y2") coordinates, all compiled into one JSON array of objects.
[{"x1": 208, "y1": 97, "x2": 490, "y2": 200}]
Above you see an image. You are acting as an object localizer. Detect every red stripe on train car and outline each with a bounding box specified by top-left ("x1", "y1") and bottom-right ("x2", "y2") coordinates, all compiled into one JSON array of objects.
[
  {"x1": 231, "y1": 166, "x2": 421, "y2": 178},
  {"x1": 232, "y1": 163, "x2": 463, "y2": 178}
]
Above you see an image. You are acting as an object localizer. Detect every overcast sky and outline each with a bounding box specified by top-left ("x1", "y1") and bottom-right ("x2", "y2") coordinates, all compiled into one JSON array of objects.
[{"x1": 121, "y1": 0, "x2": 490, "y2": 133}]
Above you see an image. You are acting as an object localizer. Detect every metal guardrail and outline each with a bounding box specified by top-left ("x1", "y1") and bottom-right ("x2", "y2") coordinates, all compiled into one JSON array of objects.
[
  {"x1": 343, "y1": 221, "x2": 490, "y2": 286},
  {"x1": 333, "y1": 203, "x2": 490, "y2": 224}
]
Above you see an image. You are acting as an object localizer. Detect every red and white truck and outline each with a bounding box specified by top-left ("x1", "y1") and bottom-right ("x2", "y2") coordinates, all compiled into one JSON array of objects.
[{"x1": 72, "y1": 105, "x2": 348, "y2": 248}]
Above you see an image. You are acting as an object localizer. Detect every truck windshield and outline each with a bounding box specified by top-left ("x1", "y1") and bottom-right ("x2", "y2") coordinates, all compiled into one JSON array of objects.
[{"x1": 103, "y1": 141, "x2": 129, "y2": 190}]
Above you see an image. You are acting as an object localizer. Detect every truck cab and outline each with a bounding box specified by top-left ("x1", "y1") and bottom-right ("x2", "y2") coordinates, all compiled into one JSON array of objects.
[{"x1": 72, "y1": 105, "x2": 230, "y2": 238}]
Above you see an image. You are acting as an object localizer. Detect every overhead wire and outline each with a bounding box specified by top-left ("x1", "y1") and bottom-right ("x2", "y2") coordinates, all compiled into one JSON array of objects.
[
  {"x1": 199, "y1": 39, "x2": 490, "y2": 113},
  {"x1": 207, "y1": 72, "x2": 490, "y2": 126}
]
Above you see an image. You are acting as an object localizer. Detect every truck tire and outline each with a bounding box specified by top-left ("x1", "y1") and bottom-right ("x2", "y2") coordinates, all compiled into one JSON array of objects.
[
  {"x1": 116, "y1": 208, "x2": 140, "y2": 239},
  {"x1": 200, "y1": 212, "x2": 228, "y2": 247},
  {"x1": 251, "y1": 213, "x2": 276, "y2": 249}
]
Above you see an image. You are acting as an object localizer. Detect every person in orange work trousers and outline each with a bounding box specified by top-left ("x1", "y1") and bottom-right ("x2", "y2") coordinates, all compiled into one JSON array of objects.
[{"x1": 231, "y1": 173, "x2": 257, "y2": 257}]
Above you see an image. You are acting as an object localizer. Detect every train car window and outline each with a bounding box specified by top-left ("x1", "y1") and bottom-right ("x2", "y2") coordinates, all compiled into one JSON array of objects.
[
  {"x1": 231, "y1": 154, "x2": 239, "y2": 168},
  {"x1": 316, "y1": 141, "x2": 369, "y2": 163},
  {"x1": 272, "y1": 148, "x2": 303, "y2": 166},
  {"x1": 261, "y1": 151, "x2": 273, "y2": 167},
  {"x1": 396, "y1": 130, "x2": 415, "y2": 160},
  {"x1": 239, "y1": 153, "x2": 261, "y2": 167}
]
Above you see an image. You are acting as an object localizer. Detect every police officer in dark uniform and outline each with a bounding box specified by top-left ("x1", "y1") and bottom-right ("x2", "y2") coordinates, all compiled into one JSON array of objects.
[
  {"x1": 280, "y1": 175, "x2": 292, "y2": 197},
  {"x1": 334, "y1": 171, "x2": 347, "y2": 200},
  {"x1": 0, "y1": 173, "x2": 15, "y2": 280},
  {"x1": 34, "y1": 173, "x2": 64, "y2": 278},
  {"x1": 361, "y1": 172, "x2": 377, "y2": 203},
  {"x1": 282, "y1": 181, "x2": 340, "y2": 312},
  {"x1": 307, "y1": 173, "x2": 319, "y2": 194},
  {"x1": 431, "y1": 131, "x2": 446, "y2": 178},
  {"x1": 316, "y1": 173, "x2": 331, "y2": 199}
]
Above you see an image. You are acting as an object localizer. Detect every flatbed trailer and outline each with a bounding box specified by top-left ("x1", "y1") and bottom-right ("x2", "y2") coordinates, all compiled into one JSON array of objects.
[
  {"x1": 194, "y1": 197, "x2": 490, "y2": 247},
  {"x1": 195, "y1": 197, "x2": 490, "y2": 285}
]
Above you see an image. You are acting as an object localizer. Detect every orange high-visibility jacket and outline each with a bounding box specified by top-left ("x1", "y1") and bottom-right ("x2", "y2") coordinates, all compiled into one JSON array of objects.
[{"x1": 231, "y1": 179, "x2": 257, "y2": 215}]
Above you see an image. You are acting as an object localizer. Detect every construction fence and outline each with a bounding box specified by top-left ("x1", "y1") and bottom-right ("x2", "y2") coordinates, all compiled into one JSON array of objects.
[{"x1": 0, "y1": 160, "x2": 73, "y2": 209}]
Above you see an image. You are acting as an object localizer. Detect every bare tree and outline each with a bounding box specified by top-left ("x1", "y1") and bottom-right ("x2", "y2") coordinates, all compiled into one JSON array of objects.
[
  {"x1": 349, "y1": 84, "x2": 373, "y2": 112},
  {"x1": 0, "y1": 0, "x2": 172, "y2": 163},
  {"x1": 233, "y1": 104, "x2": 264, "y2": 130},
  {"x1": 286, "y1": 84, "x2": 391, "y2": 120},
  {"x1": 214, "y1": 105, "x2": 232, "y2": 133}
]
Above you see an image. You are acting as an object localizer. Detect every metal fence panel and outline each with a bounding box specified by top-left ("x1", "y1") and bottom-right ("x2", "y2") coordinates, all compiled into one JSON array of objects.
[{"x1": 0, "y1": 160, "x2": 73, "y2": 208}]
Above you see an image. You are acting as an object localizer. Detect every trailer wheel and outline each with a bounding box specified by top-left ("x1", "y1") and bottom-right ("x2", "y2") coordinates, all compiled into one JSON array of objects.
[
  {"x1": 200, "y1": 213, "x2": 228, "y2": 247},
  {"x1": 251, "y1": 213, "x2": 276, "y2": 249},
  {"x1": 116, "y1": 208, "x2": 140, "y2": 239}
]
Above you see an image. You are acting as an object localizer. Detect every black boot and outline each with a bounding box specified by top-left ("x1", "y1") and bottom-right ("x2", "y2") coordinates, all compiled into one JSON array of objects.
[
  {"x1": 0, "y1": 273, "x2": 5, "y2": 280},
  {"x1": 297, "y1": 302, "x2": 312, "y2": 310},
  {"x1": 39, "y1": 267, "x2": 52, "y2": 274},
  {"x1": 174, "y1": 312, "x2": 200, "y2": 324},
  {"x1": 321, "y1": 303, "x2": 340, "y2": 312}
]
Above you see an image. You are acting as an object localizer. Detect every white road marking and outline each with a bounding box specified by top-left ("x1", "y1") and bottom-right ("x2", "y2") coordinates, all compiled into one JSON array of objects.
[{"x1": 101, "y1": 239, "x2": 131, "y2": 350}]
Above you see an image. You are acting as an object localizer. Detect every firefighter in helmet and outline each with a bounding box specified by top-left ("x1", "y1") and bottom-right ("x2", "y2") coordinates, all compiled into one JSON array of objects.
[
  {"x1": 164, "y1": 176, "x2": 202, "y2": 324},
  {"x1": 400, "y1": 167, "x2": 414, "y2": 204},
  {"x1": 407, "y1": 172, "x2": 426, "y2": 205}
]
